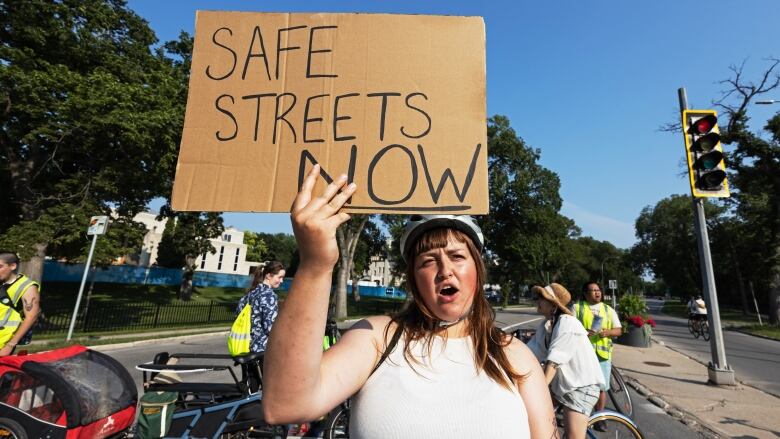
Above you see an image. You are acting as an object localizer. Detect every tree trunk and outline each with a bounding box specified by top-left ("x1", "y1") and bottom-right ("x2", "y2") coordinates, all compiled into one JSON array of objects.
[
  {"x1": 334, "y1": 216, "x2": 369, "y2": 320},
  {"x1": 769, "y1": 272, "x2": 780, "y2": 325},
  {"x1": 334, "y1": 252, "x2": 349, "y2": 319},
  {"x1": 179, "y1": 255, "x2": 197, "y2": 301},
  {"x1": 351, "y1": 273, "x2": 361, "y2": 302},
  {"x1": 19, "y1": 243, "x2": 47, "y2": 283}
]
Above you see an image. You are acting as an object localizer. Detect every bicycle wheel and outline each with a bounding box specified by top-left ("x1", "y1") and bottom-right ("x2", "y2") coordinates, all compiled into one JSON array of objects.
[
  {"x1": 701, "y1": 320, "x2": 710, "y2": 341},
  {"x1": 687, "y1": 317, "x2": 696, "y2": 336},
  {"x1": 587, "y1": 411, "x2": 643, "y2": 439},
  {"x1": 0, "y1": 418, "x2": 28, "y2": 439},
  {"x1": 323, "y1": 405, "x2": 350, "y2": 439},
  {"x1": 608, "y1": 368, "x2": 633, "y2": 417}
]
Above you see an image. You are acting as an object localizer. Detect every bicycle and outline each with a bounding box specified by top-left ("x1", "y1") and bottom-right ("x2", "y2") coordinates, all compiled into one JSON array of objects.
[
  {"x1": 584, "y1": 409, "x2": 644, "y2": 438},
  {"x1": 512, "y1": 328, "x2": 634, "y2": 418},
  {"x1": 687, "y1": 315, "x2": 710, "y2": 340},
  {"x1": 137, "y1": 351, "x2": 286, "y2": 438},
  {"x1": 608, "y1": 367, "x2": 633, "y2": 418}
]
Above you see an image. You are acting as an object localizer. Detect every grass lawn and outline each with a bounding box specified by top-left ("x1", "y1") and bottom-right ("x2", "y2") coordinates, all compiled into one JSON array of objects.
[
  {"x1": 43, "y1": 281, "x2": 248, "y2": 309},
  {"x1": 662, "y1": 300, "x2": 777, "y2": 340}
]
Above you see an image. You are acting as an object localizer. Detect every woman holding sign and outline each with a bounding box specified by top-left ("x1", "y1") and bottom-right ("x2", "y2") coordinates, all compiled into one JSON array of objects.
[{"x1": 263, "y1": 165, "x2": 556, "y2": 438}]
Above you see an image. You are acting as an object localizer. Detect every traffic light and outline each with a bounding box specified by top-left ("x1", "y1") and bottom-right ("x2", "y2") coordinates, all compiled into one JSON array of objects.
[{"x1": 681, "y1": 110, "x2": 730, "y2": 198}]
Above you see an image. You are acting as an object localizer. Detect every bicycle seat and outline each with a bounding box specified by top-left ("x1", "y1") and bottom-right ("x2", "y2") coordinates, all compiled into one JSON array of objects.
[{"x1": 232, "y1": 352, "x2": 264, "y2": 365}]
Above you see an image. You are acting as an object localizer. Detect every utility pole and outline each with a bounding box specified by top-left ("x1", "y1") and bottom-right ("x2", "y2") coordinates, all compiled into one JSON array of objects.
[{"x1": 678, "y1": 88, "x2": 735, "y2": 385}]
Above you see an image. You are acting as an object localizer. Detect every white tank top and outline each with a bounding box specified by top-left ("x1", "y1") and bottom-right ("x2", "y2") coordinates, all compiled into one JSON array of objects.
[{"x1": 350, "y1": 335, "x2": 531, "y2": 439}]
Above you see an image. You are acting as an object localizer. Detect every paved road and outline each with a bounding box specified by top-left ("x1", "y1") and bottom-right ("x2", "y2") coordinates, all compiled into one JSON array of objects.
[
  {"x1": 101, "y1": 309, "x2": 705, "y2": 438},
  {"x1": 646, "y1": 299, "x2": 780, "y2": 398}
]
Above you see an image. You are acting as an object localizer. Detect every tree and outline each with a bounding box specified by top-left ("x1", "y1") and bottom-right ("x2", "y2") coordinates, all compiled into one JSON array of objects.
[
  {"x1": 631, "y1": 195, "x2": 726, "y2": 299},
  {"x1": 0, "y1": 0, "x2": 187, "y2": 280},
  {"x1": 251, "y1": 232, "x2": 298, "y2": 272},
  {"x1": 714, "y1": 59, "x2": 780, "y2": 323},
  {"x1": 155, "y1": 211, "x2": 224, "y2": 300},
  {"x1": 243, "y1": 231, "x2": 268, "y2": 263},
  {"x1": 481, "y1": 115, "x2": 580, "y2": 296},
  {"x1": 349, "y1": 218, "x2": 386, "y2": 301},
  {"x1": 333, "y1": 215, "x2": 370, "y2": 319}
]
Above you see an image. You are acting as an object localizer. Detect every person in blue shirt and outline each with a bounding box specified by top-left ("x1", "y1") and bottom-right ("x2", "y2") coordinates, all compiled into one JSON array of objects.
[{"x1": 236, "y1": 261, "x2": 286, "y2": 354}]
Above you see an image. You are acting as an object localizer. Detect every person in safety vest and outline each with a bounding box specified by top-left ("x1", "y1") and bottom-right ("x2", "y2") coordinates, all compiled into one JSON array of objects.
[
  {"x1": 573, "y1": 281, "x2": 622, "y2": 424},
  {"x1": 0, "y1": 251, "x2": 41, "y2": 356}
]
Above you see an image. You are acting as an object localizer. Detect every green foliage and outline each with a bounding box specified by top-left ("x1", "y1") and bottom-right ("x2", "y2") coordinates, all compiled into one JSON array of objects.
[
  {"x1": 481, "y1": 115, "x2": 581, "y2": 288},
  {"x1": 352, "y1": 217, "x2": 386, "y2": 279},
  {"x1": 155, "y1": 211, "x2": 224, "y2": 269},
  {"x1": 618, "y1": 294, "x2": 648, "y2": 320},
  {"x1": 631, "y1": 194, "x2": 725, "y2": 297},
  {"x1": 249, "y1": 232, "x2": 298, "y2": 274},
  {"x1": 0, "y1": 0, "x2": 189, "y2": 273},
  {"x1": 243, "y1": 231, "x2": 268, "y2": 263}
]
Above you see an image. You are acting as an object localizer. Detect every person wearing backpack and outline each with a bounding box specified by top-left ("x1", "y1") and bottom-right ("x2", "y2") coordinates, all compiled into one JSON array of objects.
[{"x1": 236, "y1": 261, "x2": 286, "y2": 353}]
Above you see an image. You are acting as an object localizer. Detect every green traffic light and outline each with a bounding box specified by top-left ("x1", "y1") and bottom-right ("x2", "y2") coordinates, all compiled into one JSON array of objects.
[{"x1": 695, "y1": 150, "x2": 723, "y2": 170}]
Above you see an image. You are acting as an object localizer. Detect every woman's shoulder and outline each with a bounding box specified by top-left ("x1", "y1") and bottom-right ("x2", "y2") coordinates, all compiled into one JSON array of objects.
[{"x1": 502, "y1": 336, "x2": 540, "y2": 375}]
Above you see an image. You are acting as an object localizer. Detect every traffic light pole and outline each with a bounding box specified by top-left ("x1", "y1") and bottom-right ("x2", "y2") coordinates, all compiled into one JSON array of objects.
[{"x1": 678, "y1": 88, "x2": 735, "y2": 385}]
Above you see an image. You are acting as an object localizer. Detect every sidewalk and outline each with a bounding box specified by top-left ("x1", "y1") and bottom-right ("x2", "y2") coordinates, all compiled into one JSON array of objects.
[{"x1": 613, "y1": 339, "x2": 780, "y2": 439}]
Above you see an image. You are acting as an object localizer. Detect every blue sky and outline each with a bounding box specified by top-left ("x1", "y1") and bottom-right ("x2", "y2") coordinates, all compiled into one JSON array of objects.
[{"x1": 134, "y1": 0, "x2": 780, "y2": 249}]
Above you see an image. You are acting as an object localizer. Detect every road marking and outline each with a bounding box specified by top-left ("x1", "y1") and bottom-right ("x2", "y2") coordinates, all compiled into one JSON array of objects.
[{"x1": 502, "y1": 318, "x2": 543, "y2": 332}]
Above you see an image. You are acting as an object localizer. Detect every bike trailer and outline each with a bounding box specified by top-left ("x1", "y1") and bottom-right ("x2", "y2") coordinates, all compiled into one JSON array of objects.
[{"x1": 0, "y1": 345, "x2": 137, "y2": 439}]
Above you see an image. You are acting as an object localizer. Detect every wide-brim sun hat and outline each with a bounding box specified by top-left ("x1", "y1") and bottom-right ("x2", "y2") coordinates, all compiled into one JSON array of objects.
[
  {"x1": 531, "y1": 283, "x2": 573, "y2": 315},
  {"x1": 400, "y1": 215, "x2": 484, "y2": 262}
]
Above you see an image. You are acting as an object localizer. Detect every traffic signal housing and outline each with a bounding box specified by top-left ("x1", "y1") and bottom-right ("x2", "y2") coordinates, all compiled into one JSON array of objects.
[{"x1": 681, "y1": 110, "x2": 730, "y2": 198}]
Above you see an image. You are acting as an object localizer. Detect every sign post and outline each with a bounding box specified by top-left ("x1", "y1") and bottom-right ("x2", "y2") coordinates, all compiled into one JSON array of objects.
[
  {"x1": 66, "y1": 216, "x2": 109, "y2": 341},
  {"x1": 608, "y1": 279, "x2": 618, "y2": 309}
]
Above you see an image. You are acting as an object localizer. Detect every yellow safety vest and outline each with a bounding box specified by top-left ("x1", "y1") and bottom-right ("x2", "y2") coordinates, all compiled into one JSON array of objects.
[
  {"x1": 574, "y1": 300, "x2": 614, "y2": 361},
  {"x1": 0, "y1": 274, "x2": 39, "y2": 346}
]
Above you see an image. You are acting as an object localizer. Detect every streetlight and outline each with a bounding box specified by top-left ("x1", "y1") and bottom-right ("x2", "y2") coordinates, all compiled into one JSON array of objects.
[{"x1": 756, "y1": 99, "x2": 779, "y2": 104}]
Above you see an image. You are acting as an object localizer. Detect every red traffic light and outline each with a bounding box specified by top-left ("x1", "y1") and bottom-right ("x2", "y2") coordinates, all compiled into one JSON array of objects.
[{"x1": 689, "y1": 114, "x2": 718, "y2": 135}]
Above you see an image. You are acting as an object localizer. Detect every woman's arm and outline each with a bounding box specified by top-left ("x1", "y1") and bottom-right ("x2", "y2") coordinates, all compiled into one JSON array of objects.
[
  {"x1": 263, "y1": 166, "x2": 375, "y2": 423},
  {"x1": 507, "y1": 339, "x2": 558, "y2": 439}
]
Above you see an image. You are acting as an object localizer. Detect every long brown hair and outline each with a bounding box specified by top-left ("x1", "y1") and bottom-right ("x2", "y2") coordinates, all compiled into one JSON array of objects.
[{"x1": 386, "y1": 228, "x2": 525, "y2": 390}]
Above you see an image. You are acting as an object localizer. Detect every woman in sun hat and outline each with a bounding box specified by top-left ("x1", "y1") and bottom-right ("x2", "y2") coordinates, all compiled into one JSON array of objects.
[
  {"x1": 526, "y1": 282, "x2": 606, "y2": 439},
  {"x1": 262, "y1": 165, "x2": 557, "y2": 439}
]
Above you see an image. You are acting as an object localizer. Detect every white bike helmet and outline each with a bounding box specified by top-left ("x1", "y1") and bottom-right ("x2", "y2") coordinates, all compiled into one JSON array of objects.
[{"x1": 400, "y1": 215, "x2": 484, "y2": 262}]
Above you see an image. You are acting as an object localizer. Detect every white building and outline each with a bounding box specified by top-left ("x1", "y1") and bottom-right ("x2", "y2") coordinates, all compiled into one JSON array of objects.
[
  {"x1": 194, "y1": 227, "x2": 260, "y2": 275},
  {"x1": 364, "y1": 254, "x2": 397, "y2": 287},
  {"x1": 132, "y1": 212, "x2": 168, "y2": 267},
  {"x1": 130, "y1": 212, "x2": 260, "y2": 275}
]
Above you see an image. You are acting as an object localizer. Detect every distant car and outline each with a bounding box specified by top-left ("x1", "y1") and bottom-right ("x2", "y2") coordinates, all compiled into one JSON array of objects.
[{"x1": 485, "y1": 290, "x2": 502, "y2": 304}]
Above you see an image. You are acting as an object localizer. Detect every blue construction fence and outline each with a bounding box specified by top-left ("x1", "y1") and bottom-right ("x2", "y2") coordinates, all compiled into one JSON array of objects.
[{"x1": 41, "y1": 261, "x2": 406, "y2": 298}]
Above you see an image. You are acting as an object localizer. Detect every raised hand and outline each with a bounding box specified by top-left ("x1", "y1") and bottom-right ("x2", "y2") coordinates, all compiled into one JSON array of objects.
[{"x1": 290, "y1": 164, "x2": 357, "y2": 272}]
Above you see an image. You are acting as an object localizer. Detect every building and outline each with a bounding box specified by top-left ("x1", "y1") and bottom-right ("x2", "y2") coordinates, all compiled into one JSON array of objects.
[
  {"x1": 194, "y1": 227, "x2": 261, "y2": 275},
  {"x1": 364, "y1": 254, "x2": 397, "y2": 287},
  {"x1": 131, "y1": 212, "x2": 168, "y2": 267},
  {"x1": 129, "y1": 212, "x2": 260, "y2": 275}
]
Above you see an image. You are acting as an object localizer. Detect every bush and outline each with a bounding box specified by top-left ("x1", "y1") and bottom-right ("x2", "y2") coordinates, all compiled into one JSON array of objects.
[{"x1": 618, "y1": 294, "x2": 653, "y2": 335}]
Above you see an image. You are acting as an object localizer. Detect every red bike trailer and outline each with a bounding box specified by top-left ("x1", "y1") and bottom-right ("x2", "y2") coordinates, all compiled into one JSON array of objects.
[{"x1": 0, "y1": 345, "x2": 137, "y2": 439}]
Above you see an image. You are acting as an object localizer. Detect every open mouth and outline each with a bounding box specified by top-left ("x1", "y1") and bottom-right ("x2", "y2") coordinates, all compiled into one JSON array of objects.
[{"x1": 439, "y1": 286, "x2": 459, "y2": 296}]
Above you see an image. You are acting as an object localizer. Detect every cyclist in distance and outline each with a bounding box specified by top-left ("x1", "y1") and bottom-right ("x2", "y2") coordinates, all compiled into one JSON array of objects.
[
  {"x1": 526, "y1": 283, "x2": 606, "y2": 439},
  {"x1": 688, "y1": 295, "x2": 707, "y2": 322},
  {"x1": 263, "y1": 165, "x2": 557, "y2": 439}
]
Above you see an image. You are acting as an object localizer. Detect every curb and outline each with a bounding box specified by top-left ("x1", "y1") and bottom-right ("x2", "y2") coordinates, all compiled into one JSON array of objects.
[
  {"x1": 623, "y1": 375, "x2": 724, "y2": 439},
  {"x1": 90, "y1": 330, "x2": 230, "y2": 351},
  {"x1": 652, "y1": 337, "x2": 780, "y2": 400}
]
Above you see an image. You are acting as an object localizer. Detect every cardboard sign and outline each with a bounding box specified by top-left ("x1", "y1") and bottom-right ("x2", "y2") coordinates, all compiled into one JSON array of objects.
[{"x1": 172, "y1": 11, "x2": 487, "y2": 214}]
